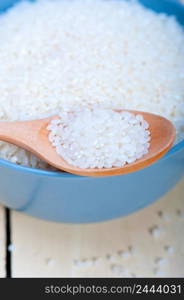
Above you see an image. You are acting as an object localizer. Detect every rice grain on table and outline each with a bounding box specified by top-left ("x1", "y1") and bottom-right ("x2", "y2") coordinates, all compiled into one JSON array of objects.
[{"x1": 0, "y1": 0, "x2": 183, "y2": 169}]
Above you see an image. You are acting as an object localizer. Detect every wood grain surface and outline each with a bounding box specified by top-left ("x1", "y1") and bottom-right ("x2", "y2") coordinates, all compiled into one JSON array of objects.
[
  {"x1": 10, "y1": 179, "x2": 184, "y2": 277},
  {"x1": 0, "y1": 206, "x2": 6, "y2": 278}
]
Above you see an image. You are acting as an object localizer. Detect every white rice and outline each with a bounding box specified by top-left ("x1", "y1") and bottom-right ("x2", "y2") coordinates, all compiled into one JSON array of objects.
[
  {"x1": 0, "y1": 0, "x2": 183, "y2": 169},
  {"x1": 47, "y1": 108, "x2": 151, "y2": 168}
]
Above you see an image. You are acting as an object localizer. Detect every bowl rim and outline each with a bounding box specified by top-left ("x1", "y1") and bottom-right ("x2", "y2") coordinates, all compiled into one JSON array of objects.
[
  {"x1": 0, "y1": 0, "x2": 183, "y2": 178},
  {"x1": 0, "y1": 140, "x2": 183, "y2": 178}
]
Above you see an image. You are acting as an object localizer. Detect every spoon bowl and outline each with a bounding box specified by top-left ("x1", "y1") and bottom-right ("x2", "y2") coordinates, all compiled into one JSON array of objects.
[{"x1": 0, "y1": 110, "x2": 176, "y2": 177}]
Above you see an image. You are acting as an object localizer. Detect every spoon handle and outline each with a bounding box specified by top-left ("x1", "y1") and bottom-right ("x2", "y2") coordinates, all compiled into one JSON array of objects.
[
  {"x1": 0, "y1": 120, "x2": 30, "y2": 144},
  {"x1": 0, "y1": 118, "x2": 50, "y2": 150}
]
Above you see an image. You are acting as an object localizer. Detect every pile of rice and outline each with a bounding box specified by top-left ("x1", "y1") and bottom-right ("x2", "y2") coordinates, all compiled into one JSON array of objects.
[
  {"x1": 47, "y1": 109, "x2": 151, "y2": 168},
  {"x1": 0, "y1": 0, "x2": 183, "y2": 169}
]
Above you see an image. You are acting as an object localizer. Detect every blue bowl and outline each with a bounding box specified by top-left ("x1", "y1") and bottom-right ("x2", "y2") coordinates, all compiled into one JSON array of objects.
[{"x1": 0, "y1": 0, "x2": 184, "y2": 223}]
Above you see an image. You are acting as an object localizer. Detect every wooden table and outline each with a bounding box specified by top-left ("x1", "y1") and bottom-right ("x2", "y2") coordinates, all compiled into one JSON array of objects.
[{"x1": 0, "y1": 179, "x2": 183, "y2": 277}]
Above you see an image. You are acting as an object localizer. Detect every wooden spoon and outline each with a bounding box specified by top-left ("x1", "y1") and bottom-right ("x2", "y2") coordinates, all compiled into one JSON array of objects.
[{"x1": 0, "y1": 110, "x2": 175, "y2": 177}]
